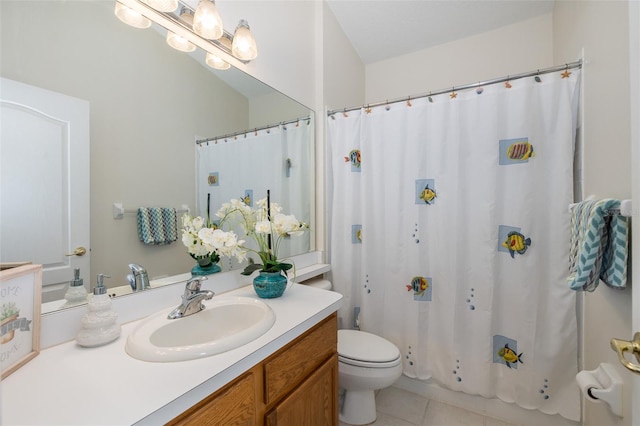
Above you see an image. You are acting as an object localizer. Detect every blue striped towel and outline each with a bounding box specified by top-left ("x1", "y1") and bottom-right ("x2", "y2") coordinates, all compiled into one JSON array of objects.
[
  {"x1": 137, "y1": 207, "x2": 178, "y2": 245},
  {"x1": 567, "y1": 199, "x2": 629, "y2": 291}
]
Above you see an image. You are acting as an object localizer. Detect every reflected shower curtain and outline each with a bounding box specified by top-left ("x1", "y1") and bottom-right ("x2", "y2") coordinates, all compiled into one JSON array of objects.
[
  {"x1": 196, "y1": 120, "x2": 312, "y2": 266},
  {"x1": 327, "y1": 70, "x2": 581, "y2": 420}
]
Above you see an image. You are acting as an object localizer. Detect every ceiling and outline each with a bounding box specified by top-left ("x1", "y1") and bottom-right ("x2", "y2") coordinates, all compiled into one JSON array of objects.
[{"x1": 326, "y1": 0, "x2": 555, "y2": 64}]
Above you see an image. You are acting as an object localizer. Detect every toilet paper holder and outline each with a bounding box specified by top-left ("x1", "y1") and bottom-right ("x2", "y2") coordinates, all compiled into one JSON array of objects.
[{"x1": 576, "y1": 363, "x2": 623, "y2": 417}]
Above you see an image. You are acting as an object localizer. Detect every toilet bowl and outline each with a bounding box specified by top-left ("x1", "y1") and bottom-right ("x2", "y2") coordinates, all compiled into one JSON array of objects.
[{"x1": 338, "y1": 329, "x2": 403, "y2": 425}]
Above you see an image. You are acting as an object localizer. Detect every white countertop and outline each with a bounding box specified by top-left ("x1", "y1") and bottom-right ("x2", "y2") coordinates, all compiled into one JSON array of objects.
[{"x1": 1, "y1": 283, "x2": 342, "y2": 425}]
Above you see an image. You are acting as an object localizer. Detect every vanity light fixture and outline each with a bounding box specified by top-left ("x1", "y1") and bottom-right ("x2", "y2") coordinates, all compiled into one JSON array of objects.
[
  {"x1": 193, "y1": 0, "x2": 223, "y2": 40},
  {"x1": 114, "y1": 2, "x2": 151, "y2": 29},
  {"x1": 115, "y1": 0, "x2": 258, "y2": 66},
  {"x1": 141, "y1": 0, "x2": 178, "y2": 13},
  {"x1": 167, "y1": 7, "x2": 196, "y2": 52},
  {"x1": 205, "y1": 34, "x2": 231, "y2": 69},
  {"x1": 206, "y1": 52, "x2": 231, "y2": 70},
  {"x1": 231, "y1": 20, "x2": 258, "y2": 61}
]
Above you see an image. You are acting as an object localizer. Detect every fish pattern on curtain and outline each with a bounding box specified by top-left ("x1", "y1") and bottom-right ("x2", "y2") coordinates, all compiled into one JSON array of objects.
[{"x1": 327, "y1": 69, "x2": 581, "y2": 421}]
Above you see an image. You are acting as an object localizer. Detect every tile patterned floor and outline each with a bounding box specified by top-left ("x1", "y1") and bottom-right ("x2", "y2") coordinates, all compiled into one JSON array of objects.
[{"x1": 339, "y1": 387, "x2": 519, "y2": 426}]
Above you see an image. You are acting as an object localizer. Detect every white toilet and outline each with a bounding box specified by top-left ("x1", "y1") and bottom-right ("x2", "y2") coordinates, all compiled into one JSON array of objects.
[
  {"x1": 304, "y1": 279, "x2": 403, "y2": 425},
  {"x1": 338, "y1": 329, "x2": 403, "y2": 425}
]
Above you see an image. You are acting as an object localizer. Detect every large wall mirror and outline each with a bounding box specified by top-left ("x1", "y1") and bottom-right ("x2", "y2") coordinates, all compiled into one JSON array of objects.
[{"x1": 0, "y1": 0, "x2": 314, "y2": 312}]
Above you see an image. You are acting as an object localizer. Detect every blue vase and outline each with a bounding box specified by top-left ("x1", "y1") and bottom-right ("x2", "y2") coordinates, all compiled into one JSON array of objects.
[
  {"x1": 253, "y1": 271, "x2": 288, "y2": 299},
  {"x1": 191, "y1": 259, "x2": 221, "y2": 276}
]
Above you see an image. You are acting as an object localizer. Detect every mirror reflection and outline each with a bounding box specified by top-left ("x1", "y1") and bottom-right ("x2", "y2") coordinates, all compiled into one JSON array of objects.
[{"x1": 0, "y1": 0, "x2": 314, "y2": 312}]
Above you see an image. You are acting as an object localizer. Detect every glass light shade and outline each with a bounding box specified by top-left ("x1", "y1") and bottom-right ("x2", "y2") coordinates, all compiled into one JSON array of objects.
[
  {"x1": 114, "y1": 2, "x2": 151, "y2": 29},
  {"x1": 141, "y1": 0, "x2": 178, "y2": 12},
  {"x1": 232, "y1": 20, "x2": 257, "y2": 61},
  {"x1": 205, "y1": 52, "x2": 230, "y2": 70},
  {"x1": 166, "y1": 31, "x2": 196, "y2": 52},
  {"x1": 193, "y1": 0, "x2": 223, "y2": 40}
]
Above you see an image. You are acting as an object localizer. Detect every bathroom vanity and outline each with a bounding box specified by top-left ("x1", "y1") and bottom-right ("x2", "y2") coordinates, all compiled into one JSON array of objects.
[
  {"x1": 170, "y1": 313, "x2": 338, "y2": 425},
  {"x1": 0, "y1": 282, "x2": 342, "y2": 425}
]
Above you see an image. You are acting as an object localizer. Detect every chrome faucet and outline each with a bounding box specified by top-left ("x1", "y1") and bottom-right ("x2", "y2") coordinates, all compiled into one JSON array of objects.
[
  {"x1": 127, "y1": 263, "x2": 150, "y2": 292},
  {"x1": 167, "y1": 276, "x2": 214, "y2": 319}
]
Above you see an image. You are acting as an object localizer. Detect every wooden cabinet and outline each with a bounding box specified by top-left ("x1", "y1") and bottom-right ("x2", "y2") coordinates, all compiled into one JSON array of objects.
[
  {"x1": 265, "y1": 354, "x2": 338, "y2": 426},
  {"x1": 169, "y1": 313, "x2": 338, "y2": 426},
  {"x1": 169, "y1": 370, "x2": 257, "y2": 426}
]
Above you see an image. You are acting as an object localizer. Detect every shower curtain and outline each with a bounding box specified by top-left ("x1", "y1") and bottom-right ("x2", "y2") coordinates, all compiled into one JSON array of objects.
[{"x1": 327, "y1": 69, "x2": 581, "y2": 421}]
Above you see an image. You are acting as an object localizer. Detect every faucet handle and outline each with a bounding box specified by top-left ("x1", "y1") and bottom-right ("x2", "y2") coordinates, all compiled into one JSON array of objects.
[
  {"x1": 185, "y1": 276, "x2": 208, "y2": 292},
  {"x1": 128, "y1": 263, "x2": 146, "y2": 275}
]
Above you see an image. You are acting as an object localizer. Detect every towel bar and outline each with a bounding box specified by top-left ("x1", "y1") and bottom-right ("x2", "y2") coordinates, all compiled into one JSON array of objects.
[{"x1": 112, "y1": 203, "x2": 190, "y2": 219}]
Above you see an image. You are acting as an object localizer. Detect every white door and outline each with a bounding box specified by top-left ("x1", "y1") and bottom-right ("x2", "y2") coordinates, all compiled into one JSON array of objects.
[{"x1": 0, "y1": 78, "x2": 90, "y2": 301}]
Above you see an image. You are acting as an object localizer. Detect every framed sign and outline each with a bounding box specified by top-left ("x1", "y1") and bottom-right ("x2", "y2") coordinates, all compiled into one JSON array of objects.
[{"x1": 1, "y1": 264, "x2": 42, "y2": 379}]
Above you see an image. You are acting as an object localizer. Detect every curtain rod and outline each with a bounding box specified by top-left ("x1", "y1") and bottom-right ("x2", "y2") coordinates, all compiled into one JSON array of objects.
[
  {"x1": 196, "y1": 115, "x2": 311, "y2": 145},
  {"x1": 328, "y1": 60, "x2": 583, "y2": 115}
]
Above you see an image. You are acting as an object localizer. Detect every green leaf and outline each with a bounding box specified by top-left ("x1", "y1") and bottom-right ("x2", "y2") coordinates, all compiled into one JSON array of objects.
[{"x1": 241, "y1": 263, "x2": 264, "y2": 276}]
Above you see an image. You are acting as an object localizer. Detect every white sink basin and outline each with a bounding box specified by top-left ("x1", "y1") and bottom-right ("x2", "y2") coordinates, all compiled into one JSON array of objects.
[{"x1": 125, "y1": 296, "x2": 276, "y2": 362}]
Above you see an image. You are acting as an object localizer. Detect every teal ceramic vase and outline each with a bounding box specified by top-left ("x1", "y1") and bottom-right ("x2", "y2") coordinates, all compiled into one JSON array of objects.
[
  {"x1": 253, "y1": 271, "x2": 287, "y2": 299},
  {"x1": 191, "y1": 258, "x2": 221, "y2": 276}
]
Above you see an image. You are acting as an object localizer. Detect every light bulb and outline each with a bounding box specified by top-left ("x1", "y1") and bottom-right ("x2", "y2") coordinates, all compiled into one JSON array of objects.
[
  {"x1": 167, "y1": 31, "x2": 196, "y2": 52},
  {"x1": 205, "y1": 52, "x2": 230, "y2": 70},
  {"x1": 114, "y1": 2, "x2": 151, "y2": 29},
  {"x1": 232, "y1": 20, "x2": 257, "y2": 61},
  {"x1": 193, "y1": 0, "x2": 223, "y2": 40},
  {"x1": 141, "y1": 0, "x2": 178, "y2": 12}
]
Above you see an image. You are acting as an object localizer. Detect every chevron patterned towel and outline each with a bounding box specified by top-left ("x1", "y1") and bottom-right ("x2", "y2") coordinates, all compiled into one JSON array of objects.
[
  {"x1": 568, "y1": 199, "x2": 629, "y2": 291},
  {"x1": 137, "y1": 207, "x2": 178, "y2": 245}
]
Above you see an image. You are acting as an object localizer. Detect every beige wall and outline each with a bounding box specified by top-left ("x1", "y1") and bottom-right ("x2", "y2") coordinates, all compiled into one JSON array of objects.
[
  {"x1": 365, "y1": 14, "x2": 554, "y2": 104},
  {"x1": 249, "y1": 92, "x2": 311, "y2": 129},
  {"x1": 321, "y1": 1, "x2": 366, "y2": 111},
  {"x1": 553, "y1": 2, "x2": 633, "y2": 425}
]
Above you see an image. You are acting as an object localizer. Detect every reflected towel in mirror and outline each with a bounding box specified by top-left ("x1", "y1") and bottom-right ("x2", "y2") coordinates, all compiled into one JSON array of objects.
[{"x1": 137, "y1": 207, "x2": 177, "y2": 245}]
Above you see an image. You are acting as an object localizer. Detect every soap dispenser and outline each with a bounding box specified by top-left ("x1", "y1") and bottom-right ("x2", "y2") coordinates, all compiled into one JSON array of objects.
[
  {"x1": 64, "y1": 268, "x2": 88, "y2": 304},
  {"x1": 76, "y1": 274, "x2": 121, "y2": 347}
]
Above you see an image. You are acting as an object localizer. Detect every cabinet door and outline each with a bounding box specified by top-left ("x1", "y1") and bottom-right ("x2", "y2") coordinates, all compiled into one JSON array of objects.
[
  {"x1": 264, "y1": 314, "x2": 337, "y2": 405},
  {"x1": 265, "y1": 354, "x2": 338, "y2": 426},
  {"x1": 168, "y1": 369, "x2": 257, "y2": 426}
]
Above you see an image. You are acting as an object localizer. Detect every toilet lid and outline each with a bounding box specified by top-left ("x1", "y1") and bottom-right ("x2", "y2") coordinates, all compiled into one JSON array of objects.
[{"x1": 338, "y1": 330, "x2": 401, "y2": 367}]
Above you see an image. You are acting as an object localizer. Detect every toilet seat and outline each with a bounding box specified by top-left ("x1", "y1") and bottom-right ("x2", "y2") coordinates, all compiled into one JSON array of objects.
[{"x1": 338, "y1": 329, "x2": 401, "y2": 368}]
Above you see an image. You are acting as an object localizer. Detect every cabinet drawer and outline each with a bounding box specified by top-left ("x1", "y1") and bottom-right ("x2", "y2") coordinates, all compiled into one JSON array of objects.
[{"x1": 263, "y1": 313, "x2": 337, "y2": 405}]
